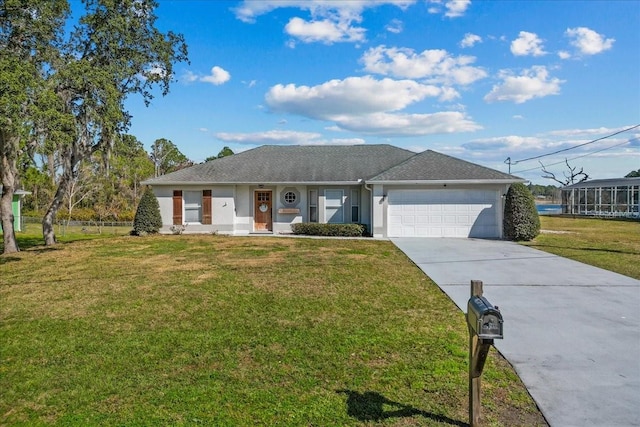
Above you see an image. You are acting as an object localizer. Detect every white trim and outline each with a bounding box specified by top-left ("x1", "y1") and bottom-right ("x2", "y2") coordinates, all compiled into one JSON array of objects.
[{"x1": 369, "y1": 179, "x2": 525, "y2": 185}]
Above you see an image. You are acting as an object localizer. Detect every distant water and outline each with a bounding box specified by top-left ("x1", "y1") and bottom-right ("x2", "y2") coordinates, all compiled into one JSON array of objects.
[{"x1": 536, "y1": 204, "x2": 562, "y2": 215}]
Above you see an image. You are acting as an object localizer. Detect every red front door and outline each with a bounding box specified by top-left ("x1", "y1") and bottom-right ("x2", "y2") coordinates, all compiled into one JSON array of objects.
[{"x1": 254, "y1": 191, "x2": 272, "y2": 231}]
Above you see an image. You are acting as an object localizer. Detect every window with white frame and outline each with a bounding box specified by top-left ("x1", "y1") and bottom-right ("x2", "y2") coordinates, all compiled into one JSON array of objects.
[
  {"x1": 183, "y1": 190, "x2": 202, "y2": 223},
  {"x1": 309, "y1": 190, "x2": 318, "y2": 222},
  {"x1": 325, "y1": 189, "x2": 344, "y2": 223},
  {"x1": 351, "y1": 189, "x2": 359, "y2": 222}
]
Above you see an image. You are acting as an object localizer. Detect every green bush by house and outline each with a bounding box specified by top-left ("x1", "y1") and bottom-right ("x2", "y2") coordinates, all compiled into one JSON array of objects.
[
  {"x1": 503, "y1": 183, "x2": 540, "y2": 241},
  {"x1": 132, "y1": 187, "x2": 162, "y2": 235},
  {"x1": 291, "y1": 223, "x2": 367, "y2": 237}
]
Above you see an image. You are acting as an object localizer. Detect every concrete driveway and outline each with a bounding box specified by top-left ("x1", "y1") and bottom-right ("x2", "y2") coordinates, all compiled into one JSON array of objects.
[{"x1": 392, "y1": 237, "x2": 640, "y2": 427}]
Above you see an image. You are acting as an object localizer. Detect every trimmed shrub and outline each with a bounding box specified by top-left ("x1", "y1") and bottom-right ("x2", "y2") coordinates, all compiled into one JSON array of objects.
[
  {"x1": 132, "y1": 187, "x2": 162, "y2": 235},
  {"x1": 503, "y1": 183, "x2": 540, "y2": 241},
  {"x1": 291, "y1": 223, "x2": 367, "y2": 237}
]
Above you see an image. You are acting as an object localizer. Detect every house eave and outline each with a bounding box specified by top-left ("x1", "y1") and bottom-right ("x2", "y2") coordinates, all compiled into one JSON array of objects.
[
  {"x1": 141, "y1": 180, "x2": 364, "y2": 187},
  {"x1": 367, "y1": 179, "x2": 526, "y2": 185}
]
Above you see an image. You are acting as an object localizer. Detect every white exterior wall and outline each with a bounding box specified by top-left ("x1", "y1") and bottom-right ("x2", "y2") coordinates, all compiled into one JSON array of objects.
[
  {"x1": 372, "y1": 184, "x2": 385, "y2": 238},
  {"x1": 273, "y1": 185, "x2": 305, "y2": 233},
  {"x1": 211, "y1": 186, "x2": 235, "y2": 233},
  {"x1": 154, "y1": 187, "x2": 176, "y2": 233},
  {"x1": 151, "y1": 182, "x2": 509, "y2": 237},
  {"x1": 234, "y1": 186, "x2": 251, "y2": 235}
]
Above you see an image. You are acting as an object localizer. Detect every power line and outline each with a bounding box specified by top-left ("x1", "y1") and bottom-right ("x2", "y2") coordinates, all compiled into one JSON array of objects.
[
  {"x1": 511, "y1": 139, "x2": 634, "y2": 174},
  {"x1": 509, "y1": 123, "x2": 640, "y2": 166}
]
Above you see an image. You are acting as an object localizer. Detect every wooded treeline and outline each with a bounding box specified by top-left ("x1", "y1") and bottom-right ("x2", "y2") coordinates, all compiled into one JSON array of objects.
[
  {"x1": 1, "y1": 0, "x2": 188, "y2": 253},
  {"x1": 20, "y1": 135, "x2": 193, "y2": 221}
]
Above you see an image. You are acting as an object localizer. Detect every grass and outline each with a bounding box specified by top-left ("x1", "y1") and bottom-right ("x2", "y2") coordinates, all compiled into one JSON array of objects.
[
  {"x1": 524, "y1": 216, "x2": 640, "y2": 279},
  {"x1": 1, "y1": 231, "x2": 546, "y2": 426}
]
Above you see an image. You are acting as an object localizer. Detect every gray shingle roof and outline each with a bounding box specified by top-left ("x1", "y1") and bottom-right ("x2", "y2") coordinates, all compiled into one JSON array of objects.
[
  {"x1": 368, "y1": 150, "x2": 522, "y2": 182},
  {"x1": 142, "y1": 144, "x2": 416, "y2": 184},
  {"x1": 142, "y1": 145, "x2": 523, "y2": 185}
]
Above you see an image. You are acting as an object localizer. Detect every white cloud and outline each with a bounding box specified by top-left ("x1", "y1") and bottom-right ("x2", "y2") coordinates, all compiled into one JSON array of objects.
[
  {"x1": 330, "y1": 111, "x2": 482, "y2": 135},
  {"x1": 427, "y1": 0, "x2": 471, "y2": 17},
  {"x1": 484, "y1": 66, "x2": 564, "y2": 104},
  {"x1": 460, "y1": 33, "x2": 482, "y2": 48},
  {"x1": 184, "y1": 66, "x2": 231, "y2": 85},
  {"x1": 285, "y1": 17, "x2": 365, "y2": 44},
  {"x1": 266, "y1": 76, "x2": 444, "y2": 118},
  {"x1": 386, "y1": 18, "x2": 403, "y2": 34},
  {"x1": 183, "y1": 70, "x2": 198, "y2": 83},
  {"x1": 546, "y1": 126, "x2": 635, "y2": 137},
  {"x1": 557, "y1": 50, "x2": 571, "y2": 60},
  {"x1": 463, "y1": 135, "x2": 546, "y2": 152},
  {"x1": 565, "y1": 27, "x2": 614, "y2": 55},
  {"x1": 510, "y1": 31, "x2": 546, "y2": 56},
  {"x1": 444, "y1": 0, "x2": 471, "y2": 17},
  {"x1": 142, "y1": 64, "x2": 168, "y2": 80},
  {"x1": 233, "y1": 1, "x2": 415, "y2": 44},
  {"x1": 361, "y1": 45, "x2": 487, "y2": 86},
  {"x1": 215, "y1": 130, "x2": 365, "y2": 145},
  {"x1": 265, "y1": 76, "x2": 481, "y2": 136},
  {"x1": 201, "y1": 66, "x2": 231, "y2": 85}
]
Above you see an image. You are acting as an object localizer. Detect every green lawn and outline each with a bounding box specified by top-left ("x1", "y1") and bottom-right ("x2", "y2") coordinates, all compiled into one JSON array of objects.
[
  {"x1": 525, "y1": 216, "x2": 640, "y2": 280},
  {"x1": 1, "y1": 233, "x2": 546, "y2": 426}
]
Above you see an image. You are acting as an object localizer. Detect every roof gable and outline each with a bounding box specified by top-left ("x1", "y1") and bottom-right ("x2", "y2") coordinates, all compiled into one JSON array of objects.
[{"x1": 368, "y1": 150, "x2": 522, "y2": 182}]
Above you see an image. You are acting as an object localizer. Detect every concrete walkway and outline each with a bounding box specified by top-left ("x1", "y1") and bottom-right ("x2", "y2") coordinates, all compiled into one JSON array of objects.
[{"x1": 392, "y1": 238, "x2": 640, "y2": 427}]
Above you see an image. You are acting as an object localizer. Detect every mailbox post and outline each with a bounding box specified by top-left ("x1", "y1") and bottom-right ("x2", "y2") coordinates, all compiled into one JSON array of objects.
[{"x1": 467, "y1": 280, "x2": 503, "y2": 427}]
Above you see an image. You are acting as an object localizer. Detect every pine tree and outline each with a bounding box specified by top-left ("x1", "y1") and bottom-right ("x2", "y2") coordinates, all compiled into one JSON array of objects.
[{"x1": 132, "y1": 187, "x2": 162, "y2": 235}]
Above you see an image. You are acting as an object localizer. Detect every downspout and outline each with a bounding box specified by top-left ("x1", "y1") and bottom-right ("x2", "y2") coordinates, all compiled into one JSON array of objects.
[{"x1": 361, "y1": 179, "x2": 373, "y2": 236}]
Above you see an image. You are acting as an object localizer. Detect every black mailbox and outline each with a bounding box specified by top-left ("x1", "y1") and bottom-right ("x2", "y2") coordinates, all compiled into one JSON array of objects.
[{"x1": 467, "y1": 296, "x2": 503, "y2": 340}]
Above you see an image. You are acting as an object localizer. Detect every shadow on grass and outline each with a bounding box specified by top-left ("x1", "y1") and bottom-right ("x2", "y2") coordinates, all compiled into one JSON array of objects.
[
  {"x1": 336, "y1": 390, "x2": 467, "y2": 426},
  {"x1": 0, "y1": 256, "x2": 21, "y2": 265}
]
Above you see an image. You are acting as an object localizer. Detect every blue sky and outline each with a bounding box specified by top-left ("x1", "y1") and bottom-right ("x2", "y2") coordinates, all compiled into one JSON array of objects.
[{"x1": 123, "y1": 0, "x2": 639, "y2": 184}]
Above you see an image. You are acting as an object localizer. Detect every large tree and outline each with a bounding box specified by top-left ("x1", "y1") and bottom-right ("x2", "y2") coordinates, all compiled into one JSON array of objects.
[
  {"x1": 205, "y1": 146, "x2": 234, "y2": 162},
  {"x1": 40, "y1": 0, "x2": 187, "y2": 245},
  {"x1": 2, "y1": 0, "x2": 188, "y2": 250},
  {"x1": 0, "y1": 0, "x2": 69, "y2": 253},
  {"x1": 150, "y1": 138, "x2": 190, "y2": 176}
]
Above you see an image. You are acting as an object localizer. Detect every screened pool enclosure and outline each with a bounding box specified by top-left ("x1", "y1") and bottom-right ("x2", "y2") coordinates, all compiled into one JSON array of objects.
[{"x1": 561, "y1": 177, "x2": 640, "y2": 218}]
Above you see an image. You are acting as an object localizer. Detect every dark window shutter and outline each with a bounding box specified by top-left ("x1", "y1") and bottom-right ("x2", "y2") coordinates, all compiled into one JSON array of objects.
[
  {"x1": 202, "y1": 190, "x2": 212, "y2": 225},
  {"x1": 172, "y1": 190, "x2": 182, "y2": 225}
]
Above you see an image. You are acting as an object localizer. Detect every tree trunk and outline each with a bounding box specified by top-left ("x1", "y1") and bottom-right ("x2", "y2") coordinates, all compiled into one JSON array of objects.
[
  {"x1": 1, "y1": 187, "x2": 19, "y2": 254},
  {"x1": 1, "y1": 131, "x2": 20, "y2": 254},
  {"x1": 42, "y1": 176, "x2": 68, "y2": 246}
]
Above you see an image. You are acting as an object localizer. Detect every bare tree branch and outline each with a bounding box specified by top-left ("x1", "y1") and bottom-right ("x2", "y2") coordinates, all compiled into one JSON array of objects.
[{"x1": 540, "y1": 159, "x2": 589, "y2": 186}]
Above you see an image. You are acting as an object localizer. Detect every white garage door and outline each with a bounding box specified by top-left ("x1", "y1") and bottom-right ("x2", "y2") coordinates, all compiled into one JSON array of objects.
[{"x1": 388, "y1": 190, "x2": 499, "y2": 238}]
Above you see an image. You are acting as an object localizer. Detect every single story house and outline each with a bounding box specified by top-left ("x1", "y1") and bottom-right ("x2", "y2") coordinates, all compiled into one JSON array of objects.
[
  {"x1": 562, "y1": 177, "x2": 640, "y2": 218},
  {"x1": 142, "y1": 145, "x2": 524, "y2": 238}
]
